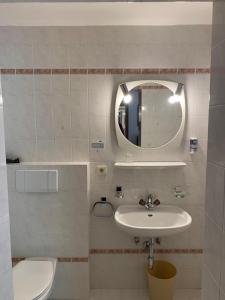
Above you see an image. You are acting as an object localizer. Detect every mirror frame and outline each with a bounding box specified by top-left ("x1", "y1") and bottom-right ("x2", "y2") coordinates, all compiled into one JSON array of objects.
[{"x1": 115, "y1": 80, "x2": 186, "y2": 151}]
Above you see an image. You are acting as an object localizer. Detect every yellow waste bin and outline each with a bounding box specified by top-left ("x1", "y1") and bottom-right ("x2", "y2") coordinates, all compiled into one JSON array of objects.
[{"x1": 147, "y1": 260, "x2": 177, "y2": 300}]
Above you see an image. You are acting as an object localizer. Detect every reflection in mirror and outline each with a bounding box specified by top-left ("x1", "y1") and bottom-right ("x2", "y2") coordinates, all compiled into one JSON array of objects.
[{"x1": 118, "y1": 82, "x2": 182, "y2": 148}]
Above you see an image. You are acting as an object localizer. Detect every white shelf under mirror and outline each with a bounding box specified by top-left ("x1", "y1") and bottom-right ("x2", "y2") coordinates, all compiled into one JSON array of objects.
[{"x1": 114, "y1": 162, "x2": 187, "y2": 169}]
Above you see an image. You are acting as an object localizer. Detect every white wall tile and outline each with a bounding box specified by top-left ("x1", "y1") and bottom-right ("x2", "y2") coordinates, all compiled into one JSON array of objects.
[
  {"x1": 90, "y1": 253, "x2": 202, "y2": 290},
  {"x1": 220, "y1": 232, "x2": 225, "y2": 296},
  {"x1": 57, "y1": 165, "x2": 88, "y2": 191},
  {"x1": 54, "y1": 138, "x2": 73, "y2": 161},
  {"x1": 9, "y1": 164, "x2": 89, "y2": 258},
  {"x1": 33, "y1": 43, "x2": 54, "y2": 68},
  {"x1": 52, "y1": 44, "x2": 69, "y2": 68},
  {"x1": 0, "y1": 218, "x2": 12, "y2": 273},
  {"x1": 208, "y1": 105, "x2": 225, "y2": 166},
  {"x1": 52, "y1": 74, "x2": 70, "y2": 97},
  {"x1": 210, "y1": 40, "x2": 225, "y2": 106},
  {"x1": 0, "y1": 25, "x2": 212, "y2": 296},
  {"x1": 71, "y1": 108, "x2": 89, "y2": 139},
  {"x1": 36, "y1": 102, "x2": 54, "y2": 138},
  {"x1": 205, "y1": 163, "x2": 225, "y2": 229},
  {"x1": 5, "y1": 137, "x2": 36, "y2": 162},
  {"x1": 201, "y1": 265, "x2": 220, "y2": 300},
  {"x1": 0, "y1": 95, "x2": 13, "y2": 298},
  {"x1": 0, "y1": 269, "x2": 13, "y2": 300},
  {"x1": 50, "y1": 262, "x2": 89, "y2": 300},
  {"x1": 3, "y1": 103, "x2": 36, "y2": 140},
  {"x1": 203, "y1": 216, "x2": 222, "y2": 285},
  {"x1": 34, "y1": 75, "x2": 53, "y2": 97},
  {"x1": 11, "y1": 43, "x2": 33, "y2": 68},
  {"x1": 35, "y1": 138, "x2": 55, "y2": 162},
  {"x1": 89, "y1": 114, "x2": 106, "y2": 141},
  {"x1": 72, "y1": 138, "x2": 89, "y2": 161},
  {"x1": 69, "y1": 44, "x2": 88, "y2": 68},
  {"x1": 70, "y1": 75, "x2": 88, "y2": 95},
  {"x1": 90, "y1": 254, "x2": 147, "y2": 289}
]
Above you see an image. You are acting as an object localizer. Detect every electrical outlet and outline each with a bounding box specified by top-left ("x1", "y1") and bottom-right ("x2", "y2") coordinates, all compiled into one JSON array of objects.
[{"x1": 96, "y1": 165, "x2": 108, "y2": 176}]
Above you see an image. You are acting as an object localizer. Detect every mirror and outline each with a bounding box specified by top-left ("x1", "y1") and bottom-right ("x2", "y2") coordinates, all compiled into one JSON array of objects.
[{"x1": 115, "y1": 80, "x2": 185, "y2": 150}]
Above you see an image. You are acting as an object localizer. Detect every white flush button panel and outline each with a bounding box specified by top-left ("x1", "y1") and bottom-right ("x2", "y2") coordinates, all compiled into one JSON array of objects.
[{"x1": 16, "y1": 170, "x2": 58, "y2": 193}]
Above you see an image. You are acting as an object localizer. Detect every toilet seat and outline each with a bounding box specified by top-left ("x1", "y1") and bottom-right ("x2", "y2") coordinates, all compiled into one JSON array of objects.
[
  {"x1": 13, "y1": 258, "x2": 57, "y2": 300},
  {"x1": 33, "y1": 284, "x2": 51, "y2": 300}
]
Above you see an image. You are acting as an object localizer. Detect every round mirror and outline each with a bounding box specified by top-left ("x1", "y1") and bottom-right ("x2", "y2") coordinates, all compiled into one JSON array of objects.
[{"x1": 117, "y1": 81, "x2": 183, "y2": 148}]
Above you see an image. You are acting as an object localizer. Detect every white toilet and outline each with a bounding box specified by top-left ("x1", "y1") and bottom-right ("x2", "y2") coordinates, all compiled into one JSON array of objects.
[{"x1": 13, "y1": 257, "x2": 57, "y2": 300}]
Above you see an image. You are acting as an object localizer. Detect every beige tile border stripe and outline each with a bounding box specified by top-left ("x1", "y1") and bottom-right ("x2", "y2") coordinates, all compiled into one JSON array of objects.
[
  {"x1": 12, "y1": 249, "x2": 203, "y2": 264},
  {"x1": 1, "y1": 68, "x2": 210, "y2": 75},
  {"x1": 90, "y1": 248, "x2": 203, "y2": 254},
  {"x1": 12, "y1": 257, "x2": 89, "y2": 263}
]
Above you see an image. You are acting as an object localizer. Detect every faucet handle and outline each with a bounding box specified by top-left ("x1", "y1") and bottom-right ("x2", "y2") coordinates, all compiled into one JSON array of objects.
[
  {"x1": 153, "y1": 199, "x2": 160, "y2": 206},
  {"x1": 148, "y1": 193, "x2": 156, "y2": 200},
  {"x1": 139, "y1": 199, "x2": 146, "y2": 206}
]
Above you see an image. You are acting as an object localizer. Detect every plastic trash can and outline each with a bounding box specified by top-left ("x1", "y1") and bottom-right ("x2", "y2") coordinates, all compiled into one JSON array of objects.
[{"x1": 147, "y1": 260, "x2": 177, "y2": 300}]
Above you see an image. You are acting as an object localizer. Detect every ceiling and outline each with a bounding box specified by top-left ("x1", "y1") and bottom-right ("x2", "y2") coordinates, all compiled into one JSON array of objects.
[{"x1": 0, "y1": 2, "x2": 212, "y2": 26}]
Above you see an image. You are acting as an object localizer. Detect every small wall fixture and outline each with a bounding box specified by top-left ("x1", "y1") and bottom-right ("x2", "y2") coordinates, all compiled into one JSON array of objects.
[
  {"x1": 120, "y1": 83, "x2": 132, "y2": 104},
  {"x1": 174, "y1": 186, "x2": 186, "y2": 199},
  {"x1": 190, "y1": 137, "x2": 198, "y2": 154},
  {"x1": 115, "y1": 186, "x2": 124, "y2": 199},
  {"x1": 168, "y1": 83, "x2": 184, "y2": 104}
]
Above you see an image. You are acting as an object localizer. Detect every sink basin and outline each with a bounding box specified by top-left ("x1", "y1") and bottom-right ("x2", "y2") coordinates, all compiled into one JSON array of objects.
[{"x1": 114, "y1": 205, "x2": 192, "y2": 237}]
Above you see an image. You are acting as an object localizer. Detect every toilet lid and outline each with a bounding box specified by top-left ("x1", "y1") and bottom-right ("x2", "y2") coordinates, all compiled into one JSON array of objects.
[{"x1": 13, "y1": 260, "x2": 54, "y2": 300}]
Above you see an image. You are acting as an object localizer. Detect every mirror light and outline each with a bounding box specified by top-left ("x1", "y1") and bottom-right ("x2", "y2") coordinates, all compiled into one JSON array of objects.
[
  {"x1": 123, "y1": 94, "x2": 132, "y2": 104},
  {"x1": 120, "y1": 83, "x2": 132, "y2": 104},
  {"x1": 168, "y1": 83, "x2": 183, "y2": 104},
  {"x1": 168, "y1": 94, "x2": 181, "y2": 104}
]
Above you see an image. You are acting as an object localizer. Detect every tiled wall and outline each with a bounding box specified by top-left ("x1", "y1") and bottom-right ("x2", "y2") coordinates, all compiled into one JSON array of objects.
[
  {"x1": 7, "y1": 163, "x2": 90, "y2": 300},
  {"x1": 202, "y1": 2, "x2": 225, "y2": 300},
  {"x1": 0, "y1": 80, "x2": 13, "y2": 298},
  {"x1": 0, "y1": 26, "x2": 211, "y2": 163},
  {"x1": 0, "y1": 25, "x2": 211, "y2": 297}
]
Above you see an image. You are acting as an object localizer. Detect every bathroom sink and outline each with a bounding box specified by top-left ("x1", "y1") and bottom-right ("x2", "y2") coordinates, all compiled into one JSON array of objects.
[{"x1": 114, "y1": 205, "x2": 192, "y2": 237}]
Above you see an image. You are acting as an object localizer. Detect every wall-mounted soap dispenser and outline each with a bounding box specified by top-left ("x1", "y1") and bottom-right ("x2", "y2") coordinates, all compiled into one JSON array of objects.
[
  {"x1": 115, "y1": 186, "x2": 124, "y2": 199},
  {"x1": 190, "y1": 137, "x2": 198, "y2": 154},
  {"x1": 174, "y1": 186, "x2": 186, "y2": 199}
]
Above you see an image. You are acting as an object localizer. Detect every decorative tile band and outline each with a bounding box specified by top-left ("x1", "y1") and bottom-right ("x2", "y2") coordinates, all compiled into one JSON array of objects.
[
  {"x1": 90, "y1": 249, "x2": 203, "y2": 254},
  {"x1": 12, "y1": 257, "x2": 89, "y2": 263},
  {"x1": 34, "y1": 68, "x2": 51, "y2": 74},
  {"x1": 0, "y1": 68, "x2": 210, "y2": 75},
  {"x1": 57, "y1": 257, "x2": 88, "y2": 262},
  {"x1": 12, "y1": 249, "x2": 202, "y2": 264},
  {"x1": 12, "y1": 249, "x2": 202, "y2": 265},
  {"x1": 52, "y1": 69, "x2": 70, "y2": 75},
  {"x1": 156, "y1": 249, "x2": 203, "y2": 254}
]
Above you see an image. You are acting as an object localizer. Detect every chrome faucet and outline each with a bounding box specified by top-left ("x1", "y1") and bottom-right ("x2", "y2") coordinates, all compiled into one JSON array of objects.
[{"x1": 139, "y1": 193, "x2": 160, "y2": 210}]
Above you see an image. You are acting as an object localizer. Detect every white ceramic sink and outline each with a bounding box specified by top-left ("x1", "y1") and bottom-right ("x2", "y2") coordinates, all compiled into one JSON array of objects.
[{"x1": 114, "y1": 205, "x2": 192, "y2": 237}]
